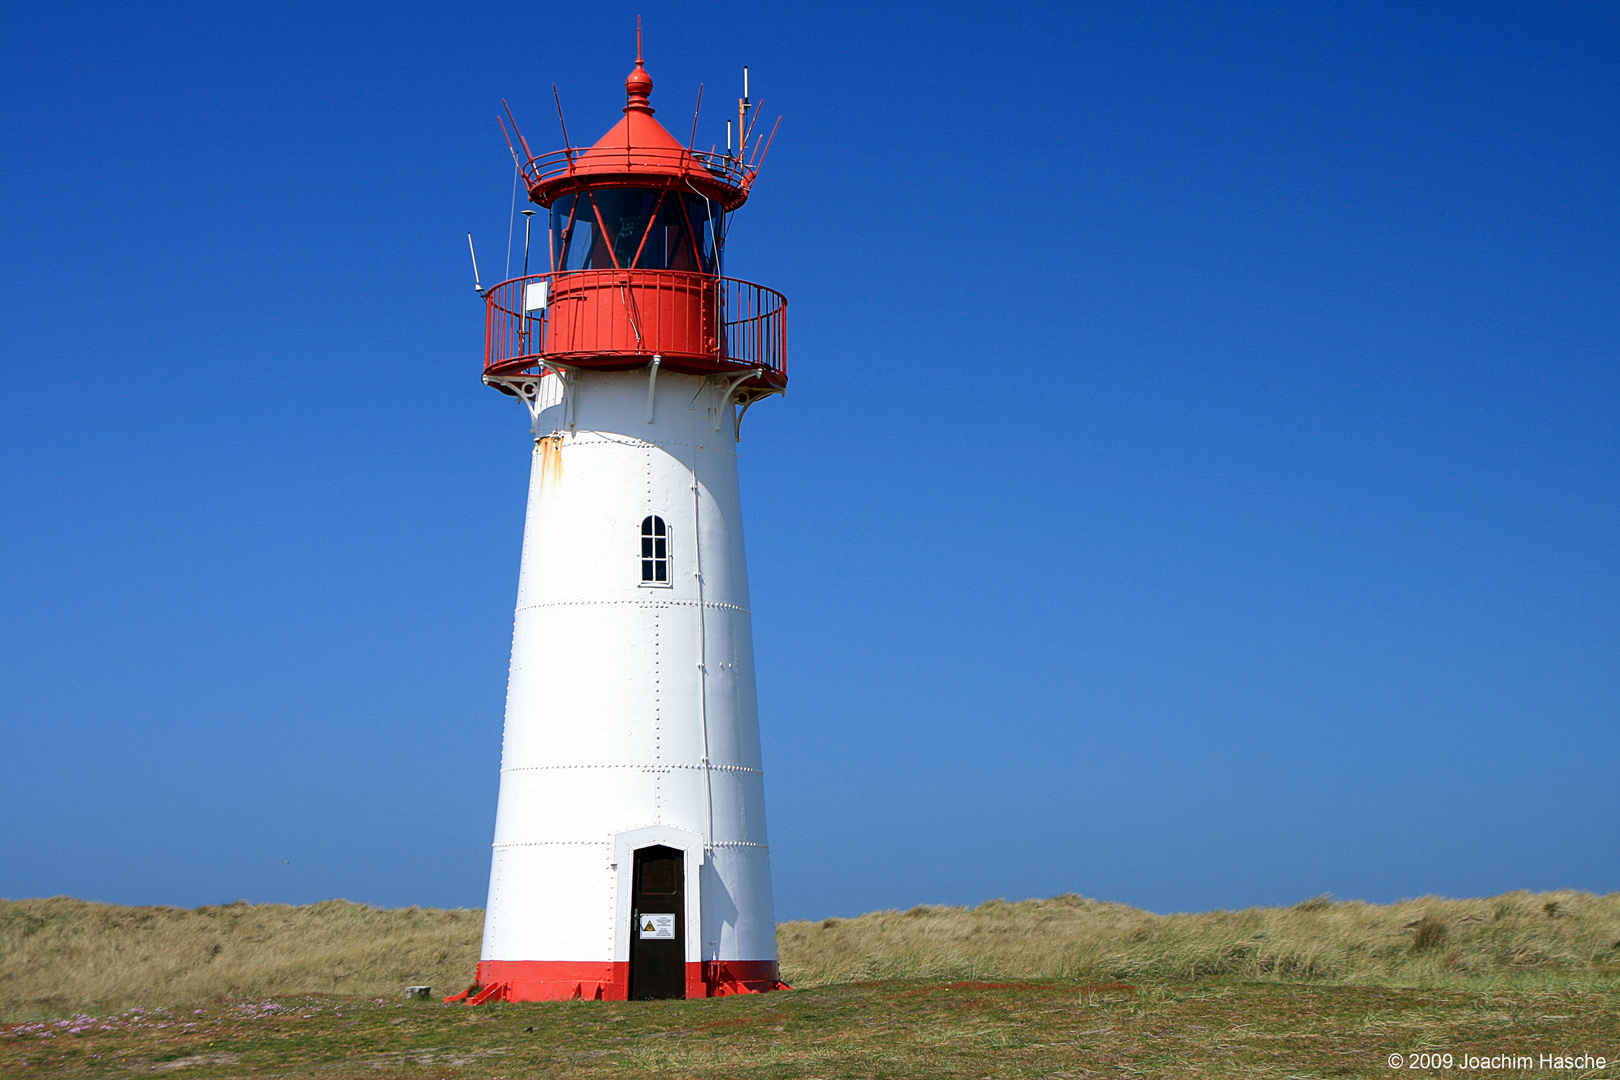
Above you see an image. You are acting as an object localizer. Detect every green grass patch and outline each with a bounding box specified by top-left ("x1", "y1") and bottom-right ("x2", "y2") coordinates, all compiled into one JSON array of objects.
[{"x1": 4, "y1": 979, "x2": 1619, "y2": 1078}]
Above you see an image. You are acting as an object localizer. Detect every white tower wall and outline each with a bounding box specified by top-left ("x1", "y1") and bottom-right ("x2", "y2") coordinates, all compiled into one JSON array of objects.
[{"x1": 476, "y1": 367, "x2": 781, "y2": 1000}]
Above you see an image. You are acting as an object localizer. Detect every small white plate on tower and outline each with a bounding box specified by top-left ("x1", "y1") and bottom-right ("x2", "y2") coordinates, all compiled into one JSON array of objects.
[{"x1": 639, "y1": 914, "x2": 675, "y2": 939}]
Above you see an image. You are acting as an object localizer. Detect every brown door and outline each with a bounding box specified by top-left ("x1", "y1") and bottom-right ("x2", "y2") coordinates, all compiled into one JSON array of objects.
[{"x1": 628, "y1": 845, "x2": 685, "y2": 1000}]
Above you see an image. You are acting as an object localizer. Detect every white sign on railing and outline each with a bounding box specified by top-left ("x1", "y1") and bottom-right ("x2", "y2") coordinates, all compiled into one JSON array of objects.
[{"x1": 523, "y1": 280, "x2": 550, "y2": 312}]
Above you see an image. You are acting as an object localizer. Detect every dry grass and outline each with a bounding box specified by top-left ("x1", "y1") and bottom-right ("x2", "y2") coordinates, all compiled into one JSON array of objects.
[
  {"x1": 776, "y1": 889, "x2": 1620, "y2": 989},
  {"x1": 3, "y1": 889, "x2": 1617, "y2": 1021},
  {"x1": 0, "y1": 898, "x2": 483, "y2": 1019}
]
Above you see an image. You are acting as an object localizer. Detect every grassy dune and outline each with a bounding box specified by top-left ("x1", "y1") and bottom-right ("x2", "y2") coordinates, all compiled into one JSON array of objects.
[
  {"x1": 3, "y1": 890, "x2": 1617, "y2": 1019},
  {"x1": 782, "y1": 890, "x2": 1620, "y2": 989},
  {"x1": 0, "y1": 899, "x2": 484, "y2": 1019}
]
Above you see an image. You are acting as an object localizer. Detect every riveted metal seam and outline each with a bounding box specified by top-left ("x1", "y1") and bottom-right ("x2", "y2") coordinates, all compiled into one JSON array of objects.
[
  {"x1": 499, "y1": 763, "x2": 762, "y2": 775},
  {"x1": 515, "y1": 599, "x2": 750, "y2": 614},
  {"x1": 559, "y1": 432, "x2": 739, "y2": 459}
]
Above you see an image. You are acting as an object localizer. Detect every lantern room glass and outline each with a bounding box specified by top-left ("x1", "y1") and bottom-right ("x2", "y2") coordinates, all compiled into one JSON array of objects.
[{"x1": 550, "y1": 191, "x2": 722, "y2": 275}]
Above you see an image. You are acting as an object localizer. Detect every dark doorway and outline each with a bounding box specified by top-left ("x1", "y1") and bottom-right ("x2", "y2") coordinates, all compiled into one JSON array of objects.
[{"x1": 628, "y1": 845, "x2": 686, "y2": 1000}]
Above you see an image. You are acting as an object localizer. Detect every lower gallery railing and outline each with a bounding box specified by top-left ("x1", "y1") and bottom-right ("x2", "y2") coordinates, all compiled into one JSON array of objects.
[{"x1": 484, "y1": 271, "x2": 786, "y2": 385}]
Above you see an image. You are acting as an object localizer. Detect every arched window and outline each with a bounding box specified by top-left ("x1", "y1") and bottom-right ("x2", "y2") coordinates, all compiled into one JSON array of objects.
[{"x1": 640, "y1": 515, "x2": 670, "y2": 585}]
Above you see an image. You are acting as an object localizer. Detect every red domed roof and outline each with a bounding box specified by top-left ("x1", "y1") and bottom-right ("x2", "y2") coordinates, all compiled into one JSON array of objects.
[{"x1": 519, "y1": 56, "x2": 764, "y2": 211}]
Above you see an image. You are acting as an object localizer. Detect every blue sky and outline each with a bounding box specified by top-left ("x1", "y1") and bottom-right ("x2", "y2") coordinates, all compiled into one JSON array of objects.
[{"x1": 1, "y1": 1, "x2": 1614, "y2": 920}]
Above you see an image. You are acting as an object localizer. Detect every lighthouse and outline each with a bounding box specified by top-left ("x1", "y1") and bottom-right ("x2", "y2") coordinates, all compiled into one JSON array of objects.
[{"x1": 461, "y1": 44, "x2": 788, "y2": 1003}]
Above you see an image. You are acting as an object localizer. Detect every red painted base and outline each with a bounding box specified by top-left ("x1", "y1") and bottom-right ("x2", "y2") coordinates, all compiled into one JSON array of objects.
[{"x1": 447, "y1": 959, "x2": 789, "y2": 1003}]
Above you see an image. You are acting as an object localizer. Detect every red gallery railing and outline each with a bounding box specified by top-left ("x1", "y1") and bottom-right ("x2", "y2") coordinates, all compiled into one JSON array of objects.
[
  {"x1": 520, "y1": 147, "x2": 755, "y2": 199},
  {"x1": 483, "y1": 271, "x2": 787, "y2": 390}
]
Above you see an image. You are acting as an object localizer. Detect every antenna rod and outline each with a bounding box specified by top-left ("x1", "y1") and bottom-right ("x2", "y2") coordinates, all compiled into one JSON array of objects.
[
  {"x1": 552, "y1": 85, "x2": 575, "y2": 164},
  {"x1": 497, "y1": 115, "x2": 521, "y2": 168},
  {"x1": 737, "y1": 66, "x2": 750, "y2": 162},
  {"x1": 754, "y1": 115, "x2": 782, "y2": 171},
  {"x1": 467, "y1": 232, "x2": 483, "y2": 293},
  {"x1": 726, "y1": 119, "x2": 732, "y2": 156},
  {"x1": 503, "y1": 99, "x2": 537, "y2": 166},
  {"x1": 742, "y1": 96, "x2": 765, "y2": 150},
  {"x1": 688, "y1": 83, "x2": 703, "y2": 151},
  {"x1": 521, "y1": 209, "x2": 535, "y2": 278}
]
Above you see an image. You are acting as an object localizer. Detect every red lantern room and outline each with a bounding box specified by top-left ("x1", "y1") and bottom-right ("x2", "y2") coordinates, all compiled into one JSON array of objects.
[{"x1": 482, "y1": 45, "x2": 785, "y2": 413}]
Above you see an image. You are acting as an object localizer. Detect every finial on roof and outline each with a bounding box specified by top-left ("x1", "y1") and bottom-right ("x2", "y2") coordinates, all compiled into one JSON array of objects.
[{"x1": 625, "y1": 19, "x2": 654, "y2": 114}]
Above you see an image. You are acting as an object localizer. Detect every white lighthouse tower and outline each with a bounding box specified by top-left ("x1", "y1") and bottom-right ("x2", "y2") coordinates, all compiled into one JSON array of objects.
[{"x1": 459, "y1": 45, "x2": 788, "y2": 1003}]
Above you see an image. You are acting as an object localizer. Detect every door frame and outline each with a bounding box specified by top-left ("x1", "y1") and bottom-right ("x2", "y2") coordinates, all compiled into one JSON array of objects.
[{"x1": 612, "y1": 825, "x2": 704, "y2": 980}]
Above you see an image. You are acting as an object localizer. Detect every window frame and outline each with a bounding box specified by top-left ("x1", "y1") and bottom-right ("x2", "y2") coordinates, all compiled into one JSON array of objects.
[
  {"x1": 639, "y1": 514, "x2": 672, "y2": 588},
  {"x1": 552, "y1": 191, "x2": 716, "y2": 274}
]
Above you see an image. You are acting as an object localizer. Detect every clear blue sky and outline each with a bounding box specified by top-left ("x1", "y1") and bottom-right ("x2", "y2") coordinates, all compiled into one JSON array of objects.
[{"x1": 1, "y1": 1, "x2": 1614, "y2": 920}]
